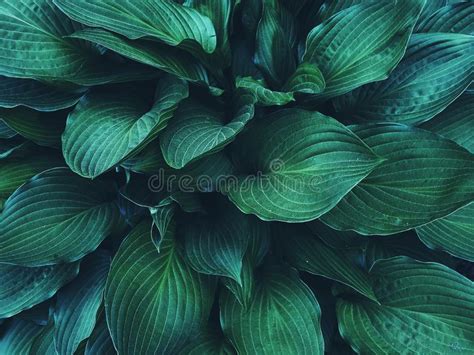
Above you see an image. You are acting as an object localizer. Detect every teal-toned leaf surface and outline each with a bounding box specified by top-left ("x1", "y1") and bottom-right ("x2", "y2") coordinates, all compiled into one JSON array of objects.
[
  {"x1": 0, "y1": 120, "x2": 16, "y2": 138},
  {"x1": 150, "y1": 203, "x2": 176, "y2": 252},
  {"x1": 235, "y1": 77, "x2": 294, "y2": 106},
  {"x1": 0, "y1": 150, "x2": 64, "y2": 202},
  {"x1": 334, "y1": 33, "x2": 474, "y2": 125},
  {"x1": 278, "y1": 224, "x2": 377, "y2": 302},
  {"x1": 416, "y1": 2, "x2": 474, "y2": 34},
  {"x1": 303, "y1": 0, "x2": 424, "y2": 101},
  {"x1": 179, "y1": 324, "x2": 236, "y2": 355},
  {"x1": 221, "y1": 263, "x2": 324, "y2": 354},
  {"x1": 54, "y1": 251, "x2": 111, "y2": 355},
  {"x1": 0, "y1": 0, "x2": 155, "y2": 85},
  {"x1": 321, "y1": 124, "x2": 474, "y2": 235},
  {"x1": 54, "y1": 0, "x2": 217, "y2": 54},
  {"x1": 63, "y1": 76, "x2": 188, "y2": 178},
  {"x1": 105, "y1": 220, "x2": 216, "y2": 354},
  {"x1": 0, "y1": 107, "x2": 65, "y2": 147},
  {"x1": 282, "y1": 63, "x2": 325, "y2": 94},
  {"x1": 84, "y1": 310, "x2": 116, "y2": 355},
  {"x1": 337, "y1": 257, "x2": 474, "y2": 354},
  {"x1": 30, "y1": 322, "x2": 56, "y2": 355},
  {"x1": 417, "y1": 203, "x2": 474, "y2": 262},
  {"x1": 0, "y1": 76, "x2": 84, "y2": 112},
  {"x1": 0, "y1": 168, "x2": 120, "y2": 266},
  {"x1": 69, "y1": 28, "x2": 211, "y2": 86},
  {"x1": 0, "y1": 261, "x2": 79, "y2": 318},
  {"x1": 160, "y1": 91, "x2": 255, "y2": 168},
  {"x1": 0, "y1": 319, "x2": 43, "y2": 355},
  {"x1": 255, "y1": 0, "x2": 296, "y2": 87},
  {"x1": 226, "y1": 109, "x2": 381, "y2": 222},
  {"x1": 420, "y1": 92, "x2": 474, "y2": 153}
]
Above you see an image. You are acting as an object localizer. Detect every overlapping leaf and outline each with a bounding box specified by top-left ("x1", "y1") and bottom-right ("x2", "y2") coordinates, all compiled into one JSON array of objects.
[
  {"x1": 0, "y1": 168, "x2": 119, "y2": 266},
  {"x1": 226, "y1": 109, "x2": 382, "y2": 222}
]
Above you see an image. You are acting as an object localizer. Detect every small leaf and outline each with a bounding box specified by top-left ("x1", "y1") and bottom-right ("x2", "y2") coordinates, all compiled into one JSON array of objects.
[
  {"x1": 337, "y1": 257, "x2": 474, "y2": 354},
  {"x1": 0, "y1": 168, "x2": 120, "y2": 266},
  {"x1": 160, "y1": 91, "x2": 255, "y2": 168},
  {"x1": 220, "y1": 262, "x2": 324, "y2": 354}
]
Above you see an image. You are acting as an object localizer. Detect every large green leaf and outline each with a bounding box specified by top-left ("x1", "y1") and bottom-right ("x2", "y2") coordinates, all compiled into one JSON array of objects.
[
  {"x1": 220, "y1": 263, "x2": 324, "y2": 354},
  {"x1": 278, "y1": 224, "x2": 377, "y2": 302},
  {"x1": 416, "y1": 203, "x2": 474, "y2": 262},
  {"x1": 420, "y1": 92, "x2": 474, "y2": 153},
  {"x1": 54, "y1": 251, "x2": 111, "y2": 355},
  {"x1": 337, "y1": 257, "x2": 474, "y2": 354},
  {"x1": 105, "y1": 220, "x2": 216, "y2": 354},
  {"x1": 416, "y1": 2, "x2": 474, "y2": 34},
  {"x1": 334, "y1": 33, "x2": 474, "y2": 125},
  {"x1": 0, "y1": 76, "x2": 84, "y2": 112},
  {"x1": 321, "y1": 124, "x2": 474, "y2": 235},
  {"x1": 255, "y1": 0, "x2": 296, "y2": 87},
  {"x1": 182, "y1": 199, "x2": 251, "y2": 282},
  {"x1": 0, "y1": 168, "x2": 119, "y2": 266},
  {"x1": 226, "y1": 109, "x2": 381, "y2": 222},
  {"x1": 69, "y1": 28, "x2": 212, "y2": 86},
  {"x1": 0, "y1": 261, "x2": 79, "y2": 318},
  {"x1": 54, "y1": 0, "x2": 217, "y2": 54},
  {"x1": 0, "y1": 319, "x2": 43, "y2": 355},
  {"x1": 62, "y1": 76, "x2": 188, "y2": 178},
  {"x1": 302, "y1": 0, "x2": 424, "y2": 101},
  {"x1": 160, "y1": 91, "x2": 255, "y2": 169},
  {"x1": 0, "y1": 107, "x2": 65, "y2": 147},
  {"x1": 0, "y1": 0, "x2": 155, "y2": 85}
]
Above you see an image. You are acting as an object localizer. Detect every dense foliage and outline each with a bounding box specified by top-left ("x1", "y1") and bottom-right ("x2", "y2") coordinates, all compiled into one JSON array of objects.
[{"x1": 0, "y1": 0, "x2": 473, "y2": 354}]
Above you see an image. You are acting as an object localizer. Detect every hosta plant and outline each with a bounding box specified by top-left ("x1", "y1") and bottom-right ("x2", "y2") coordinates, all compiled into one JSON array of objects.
[{"x1": 0, "y1": 0, "x2": 474, "y2": 354}]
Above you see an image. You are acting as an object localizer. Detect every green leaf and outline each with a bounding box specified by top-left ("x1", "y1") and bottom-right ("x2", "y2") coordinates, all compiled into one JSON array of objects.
[
  {"x1": 182, "y1": 199, "x2": 252, "y2": 282},
  {"x1": 84, "y1": 310, "x2": 116, "y2": 355},
  {"x1": 235, "y1": 77, "x2": 294, "y2": 106},
  {"x1": 315, "y1": 0, "x2": 364, "y2": 23},
  {"x1": 281, "y1": 63, "x2": 325, "y2": 94},
  {"x1": 0, "y1": 0, "x2": 156, "y2": 85},
  {"x1": 54, "y1": 0, "x2": 217, "y2": 54},
  {"x1": 320, "y1": 124, "x2": 474, "y2": 235},
  {"x1": 0, "y1": 319, "x2": 43, "y2": 355},
  {"x1": 0, "y1": 107, "x2": 65, "y2": 147},
  {"x1": 0, "y1": 261, "x2": 79, "y2": 318},
  {"x1": 30, "y1": 322, "x2": 56, "y2": 355},
  {"x1": 416, "y1": 203, "x2": 474, "y2": 262},
  {"x1": 54, "y1": 251, "x2": 111, "y2": 355},
  {"x1": 221, "y1": 217, "x2": 270, "y2": 308},
  {"x1": 69, "y1": 28, "x2": 212, "y2": 86},
  {"x1": 334, "y1": 33, "x2": 474, "y2": 125},
  {"x1": 179, "y1": 324, "x2": 236, "y2": 355},
  {"x1": 278, "y1": 224, "x2": 377, "y2": 302},
  {"x1": 302, "y1": 0, "x2": 425, "y2": 101},
  {"x1": 0, "y1": 150, "x2": 64, "y2": 202},
  {"x1": 220, "y1": 262, "x2": 324, "y2": 354},
  {"x1": 420, "y1": 92, "x2": 474, "y2": 153},
  {"x1": 105, "y1": 220, "x2": 216, "y2": 354},
  {"x1": 0, "y1": 120, "x2": 16, "y2": 138},
  {"x1": 226, "y1": 109, "x2": 382, "y2": 222},
  {"x1": 255, "y1": 0, "x2": 296, "y2": 87},
  {"x1": 0, "y1": 168, "x2": 119, "y2": 266},
  {"x1": 63, "y1": 76, "x2": 188, "y2": 178},
  {"x1": 160, "y1": 91, "x2": 256, "y2": 168},
  {"x1": 0, "y1": 137, "x2": 29, "y2": 159},
  {"x1": 337, "y1": 257, "x2": 474, "y2": 354},
  {"x1": 416, "y1": 2, "x2": 474, "y2": 34},
  {"x1": 0, "y1": 76, "x2": 84, "y2": 112}
]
